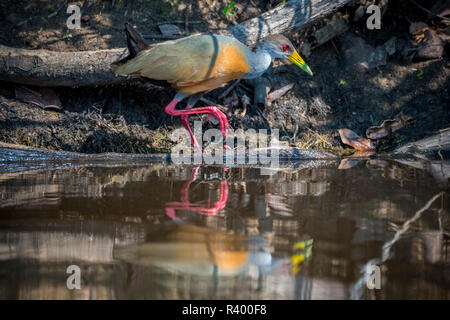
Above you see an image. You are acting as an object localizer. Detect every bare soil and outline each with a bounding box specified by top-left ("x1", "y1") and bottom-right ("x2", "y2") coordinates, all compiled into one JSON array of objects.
[
  {"x1": 0, "y1": 0, "x2": 449, "y2": 154},
  {"x1": 0, "y1": 0, "x2": 265, "y2": 51}
]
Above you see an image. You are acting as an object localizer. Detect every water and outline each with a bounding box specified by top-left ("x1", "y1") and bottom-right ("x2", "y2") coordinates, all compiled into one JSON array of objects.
[{"x1": 0, "y1": 159, "x2": 448, "y2": 299}]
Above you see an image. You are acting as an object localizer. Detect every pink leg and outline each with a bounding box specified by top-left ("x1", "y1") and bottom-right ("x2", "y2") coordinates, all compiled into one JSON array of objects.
[
  {"x1": 165, "y1": 99, "x2": 229, "y2": 147},
  {"x1": 180, "y1": 106, "x2": 202, "y2": 153}
]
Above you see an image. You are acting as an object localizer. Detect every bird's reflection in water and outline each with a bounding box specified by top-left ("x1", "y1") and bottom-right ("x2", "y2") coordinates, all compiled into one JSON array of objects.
[
  {"x1": 114, "y1": 166, "x2": 314, "y2": 299},
  {"x1": 116, "y1": 166, "x2": 270, "y2": 277},
  {"x1": 114, "y1": 222, "x2": 314, "y2": 298}
]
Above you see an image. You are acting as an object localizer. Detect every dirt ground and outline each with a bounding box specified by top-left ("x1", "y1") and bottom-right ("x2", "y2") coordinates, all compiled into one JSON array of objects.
[
  {"x1": 0, "y1": 0, "x2": 449, "y2": 154},
  {"x1": 1, "y1": 0, "x2": 266, "y2": 51}
]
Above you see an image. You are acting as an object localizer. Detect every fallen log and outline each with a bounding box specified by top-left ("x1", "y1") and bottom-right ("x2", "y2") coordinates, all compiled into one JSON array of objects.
[
  {"x1": 396, "y1": 129, "x2": 450, "y2": 152},
  {"x1": 0, "y1": 0, "x2": 352, "y2": 87},
  {"x1": 0, "y1": 141, "x2": 169, "y2": 167},
  {"x1": 224, "y1": 0, "x2": 352, "y2": 47},
  {"x1": 395, "y1": 129, "x2": 450, "y2": 159},
  {"x1": 0, "y1": 46, "x2": 128, "y2": 87}
]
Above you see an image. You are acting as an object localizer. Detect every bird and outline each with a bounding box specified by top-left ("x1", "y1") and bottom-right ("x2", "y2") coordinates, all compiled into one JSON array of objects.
[{"x1": 114, "y1": 23, "x2": 313, "y2": 153}]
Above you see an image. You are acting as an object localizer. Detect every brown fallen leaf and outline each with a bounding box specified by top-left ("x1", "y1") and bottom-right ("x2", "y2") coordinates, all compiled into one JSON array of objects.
[
  {"x1": 417, "y1": 29, "x2": 444, "y2": 59},
  {"x1": 409, "y1": 22, "x2": 446, "y2": 58},
  {"x1": 366, "y1": 114, "x2": 413, "y2": 139},
  {"x1": 338, "y1": 128, "x2": 375, "y2": 151},
  {"x1": 350, "y1": 150, "x2": 376, "y2": 158},
  {"x1": 15, "y1": 86, "x2": 62, "y2": 111},
  {"x1": 338, "y1": 149, "x2": 376, "y2": 170},
  {"x1": 39, "y1": 88, "x2": 61, "y2": 109},
  {"x1": 366, "y1": 126, "x2": 389, "y2": 140},
  {"x1": 266, "y1": 83, "x2": 294, "y2": 106}
]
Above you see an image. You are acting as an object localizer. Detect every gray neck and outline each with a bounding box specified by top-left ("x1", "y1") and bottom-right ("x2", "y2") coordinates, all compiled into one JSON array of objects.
[{"x1": 242, "y1": 47, "x2": 272, "y2": 79}]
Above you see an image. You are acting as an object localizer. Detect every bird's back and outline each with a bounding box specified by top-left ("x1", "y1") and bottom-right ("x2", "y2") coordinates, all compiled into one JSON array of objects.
[{"x1": 114, "y1": 34, "x2": 251, "y2": 95}]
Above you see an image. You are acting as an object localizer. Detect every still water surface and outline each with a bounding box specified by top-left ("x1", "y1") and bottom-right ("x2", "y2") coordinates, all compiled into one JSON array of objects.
[{"x1": 0, "y1": 160, "x2": 448, "y2": 299}]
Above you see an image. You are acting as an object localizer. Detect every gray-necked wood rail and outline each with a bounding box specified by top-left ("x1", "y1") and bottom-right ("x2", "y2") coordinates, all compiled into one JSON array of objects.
[{"x1": 114, "y1": 23, "x2": 313, "y2": 152}]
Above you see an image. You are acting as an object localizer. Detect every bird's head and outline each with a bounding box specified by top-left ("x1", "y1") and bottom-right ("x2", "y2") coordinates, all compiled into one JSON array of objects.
[{"x1": 260, "y1": 34, "x2": 313, "y2": 76}]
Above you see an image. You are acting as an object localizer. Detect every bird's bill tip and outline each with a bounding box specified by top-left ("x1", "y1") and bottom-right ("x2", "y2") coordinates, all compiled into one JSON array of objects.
[{"x1": 288, "y1": 50, "x2": 313, "y2": 76}]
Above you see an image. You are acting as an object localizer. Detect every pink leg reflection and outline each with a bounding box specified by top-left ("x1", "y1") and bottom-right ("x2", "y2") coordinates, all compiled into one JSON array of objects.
[{"x1": 165, "y1": 166, "x2": 228, "y2": 221}]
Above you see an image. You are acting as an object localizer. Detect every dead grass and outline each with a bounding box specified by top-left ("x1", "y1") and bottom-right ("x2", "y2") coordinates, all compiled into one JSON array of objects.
[{"x1": 293, "y1": 128, "x2": 354, "y2": 156}]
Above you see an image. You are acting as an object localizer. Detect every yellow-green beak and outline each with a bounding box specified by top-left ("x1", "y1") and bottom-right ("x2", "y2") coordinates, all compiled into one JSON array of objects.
[{"x1": 288, "y1": 50, "x2": 313, "y2": 76}]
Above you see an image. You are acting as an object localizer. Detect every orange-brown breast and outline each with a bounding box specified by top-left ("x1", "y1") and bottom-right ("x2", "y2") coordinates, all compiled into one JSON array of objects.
[
  {"x1": 114, "y1": 34, "x2": 251, "y2": 96},
  {"x1": 172, "y1": 43, "x2": 250, "y2": 95}
]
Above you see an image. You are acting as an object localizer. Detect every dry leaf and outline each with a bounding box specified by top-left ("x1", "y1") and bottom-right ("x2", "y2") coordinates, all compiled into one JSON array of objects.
[
  {"x1": 266, "y1": 83, "x2": 294, "y2": 106},
  {"x1": 339, "y1": 149, "x2": 376, "y2": 169},
  {"x1": 39, "y1": 88, "x2": 62, "y2": 110},
  {"x1": 409, "y1": 22, "x2": 445, "y2": 59},
  {"x1": 338, "y1": 128, "x2": 375, "y2": 151},
  {"x1": 350, "y1": 150, "x2": 376, "y2": 158},
  {"x1": 366, "y1": 126, "x2": 389, "y2": 139},
  {"x1": 417, "y1": 29, "x2": 444, "y2": 59},
  {"x1": 366, "y1": 115, "x2": 413, "y2": 139},
  {"x1": 15, "y1": 86, "x2": 62, "y2": 111}
]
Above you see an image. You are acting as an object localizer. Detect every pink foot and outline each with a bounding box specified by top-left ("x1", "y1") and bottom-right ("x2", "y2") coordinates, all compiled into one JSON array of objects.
[
  {"x1": 165, "y1": 99, "x2": 229, "y2": 153},
  {"x1": 202, "y1": 106, "x2": 228, "y2": 137}
]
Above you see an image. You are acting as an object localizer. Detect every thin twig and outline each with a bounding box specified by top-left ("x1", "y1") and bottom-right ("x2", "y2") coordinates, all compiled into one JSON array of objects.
[
  {"x1": 350, "y1": 191, "x2": 446, "y2": 300},
  {"x1": 218, "y1": 79, "x2": 241, "y2": 100},
  {"x1": 330, "y1": 39, "x2": 340, "y2": 58},
  {"x1": 200, "y1": 97, "x2": 218, "y2": 106},
  {"x1": 408, "y1": 0, "x2": 450, "y2": 22}
]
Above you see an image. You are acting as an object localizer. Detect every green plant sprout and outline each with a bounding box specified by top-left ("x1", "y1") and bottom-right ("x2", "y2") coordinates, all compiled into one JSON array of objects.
[
  {"x1": 63, "y1": 29, "x2": 72, "y2": 41},
  {"x1": 417, "y1": 69, "x2": 424, "y2": 79},
  {"x1": 222, "y1": 2, "x2": 237, "y2": 16},
  {"x1": 338, "y1": 79, "x2": 346, "y2": 86}
]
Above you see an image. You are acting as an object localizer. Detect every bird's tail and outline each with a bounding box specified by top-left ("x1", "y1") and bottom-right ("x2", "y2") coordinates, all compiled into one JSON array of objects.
[{"x1": 113, "y1": 23, "x2": 149, "y2": 68}]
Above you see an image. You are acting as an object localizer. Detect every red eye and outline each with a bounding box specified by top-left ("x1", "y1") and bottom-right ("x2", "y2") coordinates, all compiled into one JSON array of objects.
[{"x1": 282, "y1": 45, "x2": 290, "y2": 52}]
